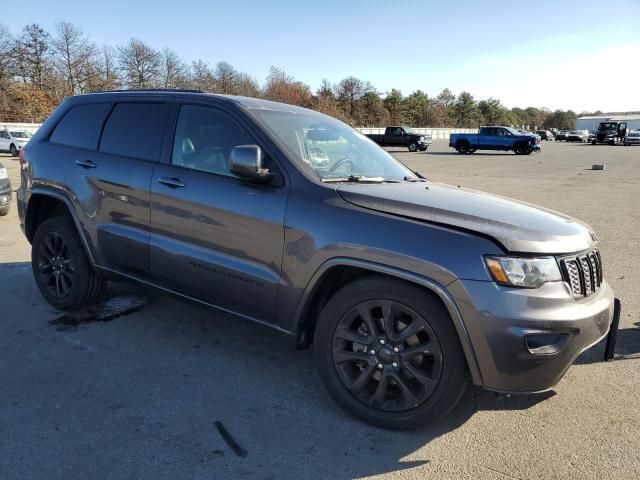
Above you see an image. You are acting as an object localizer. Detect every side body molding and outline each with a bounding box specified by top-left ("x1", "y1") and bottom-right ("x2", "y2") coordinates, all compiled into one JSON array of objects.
[{"x1": 293, "y1": 257, "x2": 484, "y2": 386}]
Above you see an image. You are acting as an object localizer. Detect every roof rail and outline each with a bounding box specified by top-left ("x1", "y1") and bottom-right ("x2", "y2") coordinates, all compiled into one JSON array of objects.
[{"x1": 92, "y1": 88, "x2": 204, "y2": 94}]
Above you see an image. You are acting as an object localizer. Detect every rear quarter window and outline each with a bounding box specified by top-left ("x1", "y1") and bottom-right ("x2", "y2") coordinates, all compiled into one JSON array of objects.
[
  {"x1": 99, "y1": 102, "x2": 169, "y2": 161},
  {"x1": 49, "y1": 103, "x2": 112, "y2": 150}
]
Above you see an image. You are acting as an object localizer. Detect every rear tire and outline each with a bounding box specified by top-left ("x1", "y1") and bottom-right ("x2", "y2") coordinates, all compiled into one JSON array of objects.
[
  {"x1": 31, "y1": 217, "x2": 107, "y2": 310},
  {"x1": 0, "y1": 205, "x2": 9, "y2": 216},
  {"x1": 455, "y1": 140, "x2": 470, "y2": 154},
  {"x1": 314, "y1": 276, "x2": 468, "y2": 430}
]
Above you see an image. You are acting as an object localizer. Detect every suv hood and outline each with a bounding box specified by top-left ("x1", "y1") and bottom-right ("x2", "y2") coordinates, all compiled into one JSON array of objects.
[{"x1": 337, "y1": 182, "x2": 595, "y2": 254}]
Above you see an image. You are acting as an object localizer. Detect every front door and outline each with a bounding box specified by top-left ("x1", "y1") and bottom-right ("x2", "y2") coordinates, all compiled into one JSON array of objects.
[{"x1": 149, "y1": 104, "x2": 288, "y2": 322}]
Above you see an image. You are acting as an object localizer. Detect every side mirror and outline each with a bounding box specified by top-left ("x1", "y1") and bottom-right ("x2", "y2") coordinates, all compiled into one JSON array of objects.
[{"x1": 230, "y1": 145, "x2": 270, "y2": 181}]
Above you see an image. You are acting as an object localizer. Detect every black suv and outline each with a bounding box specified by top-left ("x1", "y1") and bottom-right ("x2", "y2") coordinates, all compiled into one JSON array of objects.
[{"x1": 18, "y1": 90, "x2": 615, "y2": 429}]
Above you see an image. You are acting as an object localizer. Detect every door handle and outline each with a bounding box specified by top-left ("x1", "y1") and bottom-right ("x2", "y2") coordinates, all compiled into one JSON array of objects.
[
  {"x1": 157, "y1": 177, "x2": 185, "y2": 188},
  {"x1": 75, "y1": 159, "x2": 97, "y2": 169}
]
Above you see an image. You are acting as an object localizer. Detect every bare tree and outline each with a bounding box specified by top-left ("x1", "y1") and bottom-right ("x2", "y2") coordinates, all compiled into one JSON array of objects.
[
  {"x1": 188, "y1": 60, "x2": 215, "y2": 91},
  {"x1": 160, "y1": 48, "x2": 187, "y2": 88},
  {"x1": 52, "y1": 22, "x2": 97, "y2": 95},
  {"x1": 0, "y1": 24, "x2": 15, "y2": 116},
  {"x1": 233, "y1": 72, "x2": 260, "y2": 97},
  {"x1": 213, "y1": 61, "x2": 236, "y2": 94},
  {"x1": 85, "y1": 45, "x2": 120, "y2": 91},
  {"x1": 263, "y1": 66, "x2": 312, "y2": 107},
  {"x1": 118, "y1": 38, "x2": 160, "y2": 89},
  {"x1": 12, "y1": 24, "x2": 51, "y2": 89}
]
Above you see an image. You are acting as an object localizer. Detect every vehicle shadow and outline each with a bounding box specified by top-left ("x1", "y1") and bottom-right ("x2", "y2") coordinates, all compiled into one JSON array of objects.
[
  {"x1": 0, "y1": 264, "x2": 556, "y2": 480},
  {"x1": 426, "y1": 151, "x2": 524, "y2": 156},
  {"x1": 574, "y1": 322, "x2": 640, "y2": 364}
]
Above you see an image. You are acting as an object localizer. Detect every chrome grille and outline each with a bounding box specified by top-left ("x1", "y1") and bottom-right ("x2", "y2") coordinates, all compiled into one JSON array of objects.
[{"x1": 560, "y1": 249, "x2": 603, "y2": 297}]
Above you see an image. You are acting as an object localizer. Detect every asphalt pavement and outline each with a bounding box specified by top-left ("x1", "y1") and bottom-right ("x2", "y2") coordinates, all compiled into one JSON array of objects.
[{"x1": 0, "y1": 140, "x2": 639, "y2": 479}]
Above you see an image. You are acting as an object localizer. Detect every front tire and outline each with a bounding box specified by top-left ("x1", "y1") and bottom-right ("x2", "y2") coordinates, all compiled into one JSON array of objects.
[
  {"x1": 408, "y1": 142, "x2": 418, "y2": 152},
  {"x1": 0, "y1": 205, "x2": 9, "y2": 216},
  {"x1": 9, "y1": 144, "x2": 18, "y2": 157},
  {"x1": 314, "y1": 276, "x2": 468, "y2": 430},
  {"x1": 32, "y1": 217, "x2": 107, "y2": 310},
  {"x1": 513, "y1": 142, "x2": 526, "y2": 154}
]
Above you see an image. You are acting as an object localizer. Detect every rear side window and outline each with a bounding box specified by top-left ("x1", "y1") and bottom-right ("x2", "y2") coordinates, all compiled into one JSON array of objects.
[
  {"x1": 49, "y1": 103, "x2": 112, "y2": 150},
  {"x1": 99, "y1": 103, "x2": 169, "y2": 161}
]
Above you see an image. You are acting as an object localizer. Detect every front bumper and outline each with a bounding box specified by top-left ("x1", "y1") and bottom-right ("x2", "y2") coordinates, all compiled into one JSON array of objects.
[
  {"x1": 448, "y1": 278, "x2": 615, "y2": 392},
  {"x1": 0, "y1": 184, "x2": 11, "y2": 207}
]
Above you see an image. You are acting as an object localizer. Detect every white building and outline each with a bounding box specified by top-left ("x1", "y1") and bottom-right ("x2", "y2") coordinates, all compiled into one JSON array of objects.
[{"x1": 576, "y1": 114, "x2": 640, "y2": 132}]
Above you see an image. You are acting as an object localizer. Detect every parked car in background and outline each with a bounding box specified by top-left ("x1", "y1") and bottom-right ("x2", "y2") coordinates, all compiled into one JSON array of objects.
[
  {"x1": 450, "y1": 126, "x2": 541, "y2": 154},
  {"x1": 588, "y1": 131, "x2": 597, "y2": 143},
  {"x1": 0, "y1": 128, "x2": 32, "y2": 156},
  {"x1": 624, "y1": 130, "x2": 640, "y2": 146},
  {"x1": 566, "y1": 130, "x2": 590, "y2": 142},
  {"x1": 555, "y1": 130, "x2": 569, "y2": 141},
  {"x1": 536, "y1": 129, "x2": 554, "y2": 141},
  {"x1": 365, "y1": 126, "x2": 432, "y2": 152},
  {"x1": 0, "y1": 162, "x2": 11, "y2": 216},
  {"x1": 592, "y1": 121, "x2": 628, "y2": 145},
  {"x1": 17, "y1": 90, "x2": 615, "y2": 430}
]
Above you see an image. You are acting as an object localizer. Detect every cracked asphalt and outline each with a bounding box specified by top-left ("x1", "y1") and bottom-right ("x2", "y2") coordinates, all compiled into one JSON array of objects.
[{"x1": 0, "y1": 140, "x2": 639, "y2": 479}]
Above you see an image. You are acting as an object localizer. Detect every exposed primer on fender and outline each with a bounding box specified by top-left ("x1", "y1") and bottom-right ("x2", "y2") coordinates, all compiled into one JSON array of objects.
[{"x1": 49, "y1": 295, "x2": 147, "y2": 331}]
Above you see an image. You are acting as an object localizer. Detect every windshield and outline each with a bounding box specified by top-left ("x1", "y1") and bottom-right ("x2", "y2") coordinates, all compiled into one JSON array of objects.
[
  {"x1": 504, "y1": 127, "x2": 521, "y2": 135},
  {"x1": 402, "y1": 127, "x2": 419, "y2": 135},
  {"x1": 249, "y1": 109, "x2": 414, "y2": 181},
  {"x1": 10, "y1": 131, "x2": 31, "y2": 138},
  {"x1": 598, "y1": 122, "x2": 617, "y2": 130},
  {"x1": 628, "y1": 132, "x2": 640, "y2": 137}
]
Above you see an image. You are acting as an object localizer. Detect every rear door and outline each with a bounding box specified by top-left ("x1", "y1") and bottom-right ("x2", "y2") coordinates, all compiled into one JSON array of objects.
[
  {"x1": 149, "y1": 103, "x2": 288, "y2": 321},
  {"x1": 62, "y1": 100, "x2": 169, "y2": 276}
]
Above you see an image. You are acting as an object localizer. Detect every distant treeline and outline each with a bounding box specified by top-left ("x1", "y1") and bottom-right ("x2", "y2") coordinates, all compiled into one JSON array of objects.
[{"x1": 0, "y1": 22, "x2": 600, "y2": 128}]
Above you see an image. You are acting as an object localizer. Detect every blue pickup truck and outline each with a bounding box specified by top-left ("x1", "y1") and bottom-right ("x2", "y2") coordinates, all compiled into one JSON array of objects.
[{"x1": 450, "y1": 126, "x2": 541, "y2": 155}]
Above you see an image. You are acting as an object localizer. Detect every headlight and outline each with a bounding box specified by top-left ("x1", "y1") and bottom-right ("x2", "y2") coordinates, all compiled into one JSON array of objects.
[
  {"x1": 485, "y1": 256, "x2": 562, "y2": 288},
  {"x1": 0, "y1": 167, "x2": 8, "y2": 179},
  {"x1": 419, "y1": 136, "x2": 425, "y2": 141}
]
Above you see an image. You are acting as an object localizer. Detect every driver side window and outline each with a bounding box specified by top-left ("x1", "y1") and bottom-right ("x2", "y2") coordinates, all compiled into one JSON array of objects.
[{"x1": 172, "y1": 105, "x2": 254, "y2": 177}]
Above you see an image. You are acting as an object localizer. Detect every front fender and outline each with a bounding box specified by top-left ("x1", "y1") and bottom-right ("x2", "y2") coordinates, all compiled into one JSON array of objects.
[{"x1": 291, "y1": 257, "x2": 484, "y2": 386}]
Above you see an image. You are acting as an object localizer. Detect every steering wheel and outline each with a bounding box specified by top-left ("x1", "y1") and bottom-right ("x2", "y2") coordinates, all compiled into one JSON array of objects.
[{"x1": 328, "y1": 157, "x2": 354, "y2": 175}]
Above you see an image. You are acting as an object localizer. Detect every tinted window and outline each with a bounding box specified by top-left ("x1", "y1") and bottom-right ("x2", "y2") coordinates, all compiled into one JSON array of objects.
[
  {"x1": 0, "y1": 131, "x2": 9, "y2": 139},
  {"x1": 172, "y1": 105, "x2": 254, "y2": 177},
  {"x1": 99, "y1": 103, "x2": 169, "y2": 161},
  {"x1": 49, "y1": 103, "x2": 111, "y2": 149}
]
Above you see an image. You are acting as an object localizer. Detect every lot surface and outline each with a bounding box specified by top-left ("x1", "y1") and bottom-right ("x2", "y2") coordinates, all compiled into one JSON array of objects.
[{"x1": 0, "y1": 140, "x2": 639, "y2": 480}]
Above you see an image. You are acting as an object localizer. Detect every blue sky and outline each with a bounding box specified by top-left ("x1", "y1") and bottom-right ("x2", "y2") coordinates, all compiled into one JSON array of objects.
[{"x1": 8, "y1": 0, "x2": 640, "y2": 112}]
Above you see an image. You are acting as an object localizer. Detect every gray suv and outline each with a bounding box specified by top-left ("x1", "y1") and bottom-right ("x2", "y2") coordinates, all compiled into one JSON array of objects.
[{"x1": 17, "y1": 90, "x2": 615, "y2": 429}]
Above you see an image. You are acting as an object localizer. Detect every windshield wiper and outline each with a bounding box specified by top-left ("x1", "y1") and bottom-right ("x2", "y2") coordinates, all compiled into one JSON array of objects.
[
  {"x1": 321, "y1": 175, "x2": 401, "y2": 183},
  {"x1": 404, "y1": 176, "x2": 426, "y2": 182}
]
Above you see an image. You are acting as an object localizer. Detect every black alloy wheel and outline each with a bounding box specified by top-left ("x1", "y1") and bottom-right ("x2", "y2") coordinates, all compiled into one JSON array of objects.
[
  {"x1": 332, "y1": 300, "x2": 443, "y2": 412},
  {"x1": 36, "y1": 230, "x2": 75, "y2": 299},
  {"x1": 314, "y1": 276, "x2": 468, "y2": 429},
  {"x1": 32, "y1": 217, "x2": 107, "y2": 310}
]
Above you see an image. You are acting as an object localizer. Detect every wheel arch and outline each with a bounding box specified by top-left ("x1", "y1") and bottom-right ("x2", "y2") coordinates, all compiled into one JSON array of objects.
[
  {"x1": 293, "y1": 257, "x2": 484, "y2": 385},
  {"x1": 25, "y1": 189, "x2": 96, "y2": 265}
]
